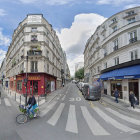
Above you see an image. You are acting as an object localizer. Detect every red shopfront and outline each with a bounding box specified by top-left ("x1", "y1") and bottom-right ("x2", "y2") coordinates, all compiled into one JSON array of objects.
[{"x1": 17, "y1": 73, "x2": 56, "y2": 96}]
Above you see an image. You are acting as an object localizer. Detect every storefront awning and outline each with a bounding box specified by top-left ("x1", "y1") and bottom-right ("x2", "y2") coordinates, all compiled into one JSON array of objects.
[{"x1": 100, "y1": 65, "x2": 140, "y2": 80}]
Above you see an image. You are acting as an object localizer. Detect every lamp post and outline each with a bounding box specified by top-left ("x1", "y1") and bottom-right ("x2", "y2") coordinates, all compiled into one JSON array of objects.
[{"x1": 25, "y1": 56, "x2": 28, "y2": 105}]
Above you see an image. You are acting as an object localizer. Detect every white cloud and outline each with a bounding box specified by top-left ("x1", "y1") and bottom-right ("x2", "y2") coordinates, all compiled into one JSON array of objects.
[
  {"x1": 0, "y1": 28, "x2": 10, "y2": 46},
  {"x1": 19, "y1": 0, "x2": 75, "y2": 5},
  {"x1": 97, "y1": 0, "x2": 137, "y2": 5},
  {"x1": 0, "y1": 49, "x2": 6, "y2": 67},
  {"x1": 124, "y1": 4, "x2": 140, "y2": 9},
  {"x1": 19, "y1": 0, "x2": 37, "y2": 4},
  {"x1": 0, "y1": 9, "x2": 6, "y2": 16},
  {"x1": 57, "y1": 13, "x2": 106, "y2": 76}
]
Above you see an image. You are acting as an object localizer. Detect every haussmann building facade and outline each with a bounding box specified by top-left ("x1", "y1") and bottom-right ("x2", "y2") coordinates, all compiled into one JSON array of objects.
[
  {"x1": 84, "y1": 7, "x2": 140, "y2": 104},
  {"x1": 6, "y1": 14, "x2": 69, "y2": 96}
]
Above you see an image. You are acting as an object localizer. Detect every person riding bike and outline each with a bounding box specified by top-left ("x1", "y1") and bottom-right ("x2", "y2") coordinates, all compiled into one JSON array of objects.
[{"x1": 26, "y1": 93, "x2": 38, "y2": 117}]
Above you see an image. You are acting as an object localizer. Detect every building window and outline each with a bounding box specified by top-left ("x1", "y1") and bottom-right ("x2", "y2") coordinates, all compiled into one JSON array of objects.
[
  {"x1": 113, "y1": 39, "x2": 118, "y2": 51},
  {"x1": 46, "y1": 50, "x2": 49, "y2": 59},
  {"x1": 104, "y1": 62, "x2": 107, "y2": 69},
  {"x1": 114, "y1": 57, "x2": 119, "y2": 65},
  {"x1": 111, "y1": 18, "x2": 117, "y2": 23},
  {"x1": 130, "y1": 50, "x2": 138, "y2": 60},
  {"x1": 129, "y1": 31, "x2": 137, "y2": 43},
  {"x1": 112, "y1": 26, "x2": 117, "y2": 32},
  {"x1": 127, "y1": 17, "x2": 135, "y2": 24},
  {"x1": 97, "y1": 66, "x2": 101, "y2": 73},
  {"x1": 31, "y1": 61, "x2": 38, "y2": 72},
  {"x1": 47, "y1": 64, "x2": 49, "y2": 73},
  {"x1": 127, "y1": 10, "x2": 135, "y2": 16},
  {"x1": 31, "y1": 27, "x2": 37, "y2": 32},
  {"x1": 31, "y1": 35, "x2": 38, "y2": 42}
]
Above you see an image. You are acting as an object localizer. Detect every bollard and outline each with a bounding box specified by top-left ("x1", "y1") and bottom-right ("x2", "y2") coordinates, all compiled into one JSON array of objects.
[
  {"x1": 20, "y1": 95, "x2": 21, "y2": 105},
  {"x1": 38, "y1": 95, "x2": 39, "y2": 106},
  {"x1": 15, "y1": 93, "x2": 16, "y2": 101}
]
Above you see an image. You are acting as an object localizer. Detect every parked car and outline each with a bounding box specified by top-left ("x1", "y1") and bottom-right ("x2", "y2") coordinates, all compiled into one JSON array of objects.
[
  {"x1": 82, "y1": 84, "x2": 101, "y2": 100},
  {"x1": 81, "y1": 83, "x2": 88, "y2": 94}
]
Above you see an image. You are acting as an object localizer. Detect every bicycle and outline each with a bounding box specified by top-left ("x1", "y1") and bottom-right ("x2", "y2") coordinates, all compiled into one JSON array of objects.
[{"x1": 16, "y1": 105, "x2": 40, "y2": 124}]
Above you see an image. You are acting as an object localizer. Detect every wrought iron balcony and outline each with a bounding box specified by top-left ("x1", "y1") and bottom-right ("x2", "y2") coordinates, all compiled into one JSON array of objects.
[
  {"x1": 31, "y1": 69, "x2": 38, "y2": 73},
  {"x1": 129, "y1": 37, "x2": 137, "y2": 43},
  {"x1": 27, "y1": 50, "x2": 42, "y2": 56}
]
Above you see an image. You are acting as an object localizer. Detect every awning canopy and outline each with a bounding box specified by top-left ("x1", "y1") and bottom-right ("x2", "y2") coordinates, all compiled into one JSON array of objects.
[{"x1": 100, "y1": 65, "x2": 140, "y2": 80}]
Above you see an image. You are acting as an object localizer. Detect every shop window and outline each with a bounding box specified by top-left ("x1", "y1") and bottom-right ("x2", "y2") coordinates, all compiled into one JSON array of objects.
[
  {"x1": 17, "y1": 80, "x2": 22, "y2": 91},
  {"x1": 111, "y1": 81, "x2": 122, "y2": 99}
]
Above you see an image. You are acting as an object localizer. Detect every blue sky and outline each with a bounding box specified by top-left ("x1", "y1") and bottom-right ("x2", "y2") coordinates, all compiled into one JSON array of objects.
[{"x1": 0, "y1": 0, "x2": 140, "y2": 75}]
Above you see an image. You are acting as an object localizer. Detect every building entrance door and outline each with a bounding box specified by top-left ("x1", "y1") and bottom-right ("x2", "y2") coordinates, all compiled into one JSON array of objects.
[
  {"x1": 129, "y1": 80, "x2": 139, "y2": 105},
  {"x1": 33, "y1": 81, "x2": 38, "y2": 95},
  {"x1": 111, "y1": 80, "x2": 122, "y2": 99}
]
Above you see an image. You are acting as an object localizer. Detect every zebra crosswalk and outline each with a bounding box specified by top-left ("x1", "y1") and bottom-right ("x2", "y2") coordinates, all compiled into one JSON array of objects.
[{"x1": 40, "y1": 100, "x2": 140, "y2": 136}]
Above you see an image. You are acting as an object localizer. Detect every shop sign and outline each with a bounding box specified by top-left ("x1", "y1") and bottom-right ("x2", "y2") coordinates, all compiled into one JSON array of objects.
[
  {"x1": 28, "y1": 76, "x2": 40, "y2": 80},
  {"x1": 124, "y1": 76, "x2": 134, "y2": 79},
  {"x1": 108, "y1": 77, "x2": 115, "y2": 80}
]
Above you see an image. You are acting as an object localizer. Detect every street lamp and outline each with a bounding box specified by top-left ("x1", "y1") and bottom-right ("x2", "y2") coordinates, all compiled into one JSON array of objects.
[{"x1": 25, "y1": 55, "x2": 28, "y2": 105}]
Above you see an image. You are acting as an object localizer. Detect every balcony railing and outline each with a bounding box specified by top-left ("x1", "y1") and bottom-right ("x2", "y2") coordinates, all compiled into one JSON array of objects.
[
  {"x1": 129, "y1": 37, "x2": 137, "y2": 43},
  {"x1": 27, "y1": 50, "x2": 42, "y2": 56},
  {"x1": 31, "y1": 69, "x2": 38, "y2": 73},
  {"x1": 31, "y1": 39, "x2": 38, "y2": 42},
  {"x1": 123, "y1": 13, "x2": 137, "y2": 19}
]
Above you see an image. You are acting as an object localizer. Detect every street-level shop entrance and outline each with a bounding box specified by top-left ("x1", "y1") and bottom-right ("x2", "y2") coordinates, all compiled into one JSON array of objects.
[
  {"x1": 111, "y1": 80, "x2": 123, "y2": 99},
  {"x1": 129, "y1": 79, "x2": 139, "y2": 104}
]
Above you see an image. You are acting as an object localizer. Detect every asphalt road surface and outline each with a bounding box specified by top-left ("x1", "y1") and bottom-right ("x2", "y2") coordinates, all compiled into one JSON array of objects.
[{"x1": 0, "y1": 83, "x2": 140, "y2": 140}]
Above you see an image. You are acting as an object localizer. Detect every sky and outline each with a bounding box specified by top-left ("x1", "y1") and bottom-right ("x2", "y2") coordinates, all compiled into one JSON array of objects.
[{"x1": 0, "y1": 0, "x2": 140, "y2": 76}]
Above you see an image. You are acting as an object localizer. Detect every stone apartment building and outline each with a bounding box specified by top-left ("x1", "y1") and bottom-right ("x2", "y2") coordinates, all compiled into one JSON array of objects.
[
  {"x1": 84, "y1": 7, "x2": 140, "y2": 104},
  {"x1": 5, "y1": 14, "x2": 69, "y2": 96}
]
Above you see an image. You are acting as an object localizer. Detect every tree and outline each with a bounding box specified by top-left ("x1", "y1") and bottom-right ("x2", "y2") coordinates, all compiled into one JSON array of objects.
[{"x1": 75, "y1": 67, "x2": 84, "y2": 80}]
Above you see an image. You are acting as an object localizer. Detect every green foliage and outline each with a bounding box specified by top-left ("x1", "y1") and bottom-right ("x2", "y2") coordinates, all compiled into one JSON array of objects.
[{"x1": 75, "y1": 67, "x2": 84, "y2": 80}]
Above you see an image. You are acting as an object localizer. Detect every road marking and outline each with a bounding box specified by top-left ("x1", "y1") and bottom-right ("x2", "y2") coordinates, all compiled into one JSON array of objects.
[
  {"x1": 61, "y1": 95, "x2": 66, "y2": 101},
  {"x1": 66, "y1": 105, "x2": 78, "y2": 133},
  {"x1": 40, "y1": 101, "x2": 57, "y2": 117},
  {"x1": 93, "y1": 107, "x2": 139, "y2": 134},
  {"x1": 4, "y1": 98, "x2": 11, "y2": 106},
  {"x1": 47, "y1": 103, "x2": 65, "y2": 126},
  {"x1": 81, "y1": 106, "x2": 110, "y2": 136},
  {"x1": 106, "y1": 108, "x2": 140, "y2": 125}
]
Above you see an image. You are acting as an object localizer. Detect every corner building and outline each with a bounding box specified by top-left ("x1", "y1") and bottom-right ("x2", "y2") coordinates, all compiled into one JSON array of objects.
[
  {"x1": 84, "y1": 7, "x2": 140, "y2": 104},
  {"x1": 6, "y1": 14, "x2": 65, "y2": 95}
]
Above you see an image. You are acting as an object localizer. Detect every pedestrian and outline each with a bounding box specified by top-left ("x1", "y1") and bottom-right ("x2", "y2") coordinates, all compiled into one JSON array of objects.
[
  {"x1": 114, "y1": 88, "x2": 120, "y2": 103},
  {"x1": 129, "y1": 91, "x2": 136, "y2": 109}
]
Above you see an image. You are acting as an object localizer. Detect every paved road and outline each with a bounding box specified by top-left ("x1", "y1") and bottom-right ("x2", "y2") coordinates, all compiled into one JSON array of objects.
[{"x1": 0, "y1": 83, "x2": 140, "y2": 140}]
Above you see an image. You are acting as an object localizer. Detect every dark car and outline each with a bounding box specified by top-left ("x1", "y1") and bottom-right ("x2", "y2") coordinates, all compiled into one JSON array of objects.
[{"x1": 82, "y1": 84, "x2": 101, "y2": 100}]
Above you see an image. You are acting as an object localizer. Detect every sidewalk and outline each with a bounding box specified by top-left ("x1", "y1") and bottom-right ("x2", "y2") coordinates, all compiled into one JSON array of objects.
[
  {"x1": 101, "y1": 94, "x2": 140, "y2": 114},
  {"x1": 0, "y1": 85, "x2": 64, "y2": 107}
]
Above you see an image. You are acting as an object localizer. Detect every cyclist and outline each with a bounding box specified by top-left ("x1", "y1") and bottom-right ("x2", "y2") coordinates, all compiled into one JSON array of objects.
[{"x1": 26, "y1": 93, "x2": 38, "y2": 117}]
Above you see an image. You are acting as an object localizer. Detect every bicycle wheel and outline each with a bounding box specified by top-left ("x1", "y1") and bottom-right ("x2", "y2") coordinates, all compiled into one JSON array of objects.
[{"x1": 16, "y1": 114, "x2": 28, "y2": 124}]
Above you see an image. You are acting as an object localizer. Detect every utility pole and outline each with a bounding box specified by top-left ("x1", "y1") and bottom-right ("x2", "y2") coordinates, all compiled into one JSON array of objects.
[{"x1": 25, "y1": 56, "x2": 28, "y2": 106}]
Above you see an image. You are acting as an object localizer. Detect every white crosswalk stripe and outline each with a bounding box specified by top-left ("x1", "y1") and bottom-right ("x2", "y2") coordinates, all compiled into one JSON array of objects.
[
  {"x1": 81, "y1": 106, "x2": 110, "y2": 136},
  {"x1": 106, "y1": 108, "x2": 140, "y2": 125},
  {"x1": 93, "y1": 107, "x2": 139, "y2": 134},
  {"x1": 40, "y1": 101, "x2": 58, "y2": 117},
  {"x1": 66, "y1": 105, "x2": 78, "y2": 133},
  {"x1": 47, "y1": 103, "x2": 65, "y2": 126},
  {"x1": 4, "y1": 98, "x2": 11, "y2": 106},
  {"x1": 61, "y1": 95, "x2": 66, "y2": 101}
]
